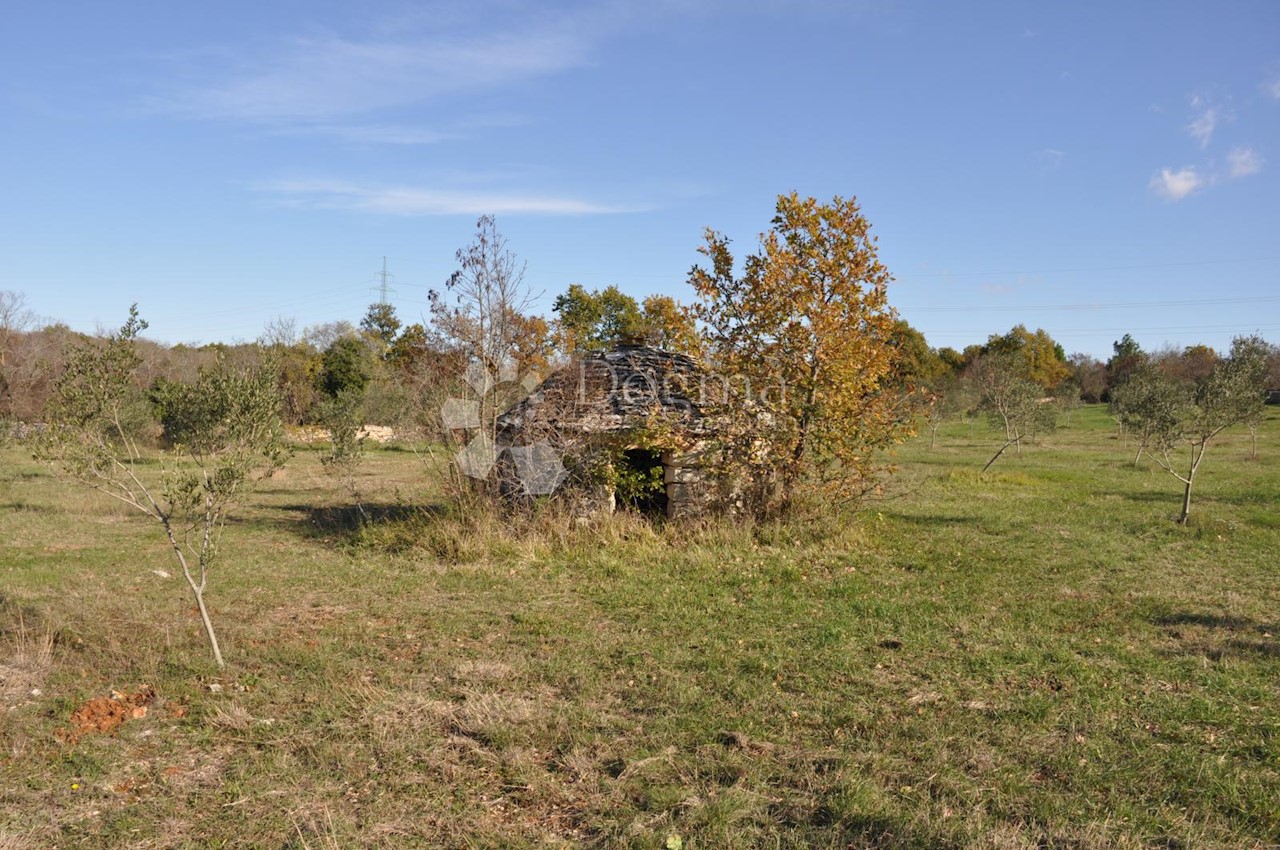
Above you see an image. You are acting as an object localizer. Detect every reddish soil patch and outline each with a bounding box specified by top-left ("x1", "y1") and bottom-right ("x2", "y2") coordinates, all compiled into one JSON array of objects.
[{"x1": 60, "y1": 686, "x2": 156, "y2": 743}]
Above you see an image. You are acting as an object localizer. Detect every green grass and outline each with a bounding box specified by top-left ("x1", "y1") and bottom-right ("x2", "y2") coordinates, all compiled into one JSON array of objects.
[{"x1": 1, "y1": 407, "x2": 1278, "y2": 848}]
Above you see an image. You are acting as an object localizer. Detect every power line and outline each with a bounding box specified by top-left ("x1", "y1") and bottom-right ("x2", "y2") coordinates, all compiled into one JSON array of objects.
[
  {"x1": 900, "y1": 294, "x2": 1280, "y2": 313},
  {"x1": 923, "y1": 323, "x2": 1280, "y2": 340},
  {"x1": 894, "y1": 256, "x2": 1280, "y2": 279}
]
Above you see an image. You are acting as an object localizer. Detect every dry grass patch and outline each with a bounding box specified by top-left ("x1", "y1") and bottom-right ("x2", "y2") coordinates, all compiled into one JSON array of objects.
[
  {"x1": 0, "y1": 616, "x2": 53, "y2": 707},
  {"x1": 0, "y1": 829, "x2": 39, "y2": 850},
  {"x1": 451, "y1": 658, "x2": 514, "y2": 684},
  {"x1": 206, "y1": 701, "x2": 255, "y2": 732}
]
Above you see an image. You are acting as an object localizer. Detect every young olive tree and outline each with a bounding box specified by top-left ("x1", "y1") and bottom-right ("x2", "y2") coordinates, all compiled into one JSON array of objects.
[
  {"x1": 971, "y1": 353, "x2": 1057, "y2": 472},
  {"x1": 1051, "y1": 379, "x2": 1083, "y2": 427},
  {"x1": 920, "y1": 374, "x2": 976, "y2": 449},
  {"x1": 1108, "y1": 365, "x2": 1186, "y2": 467},
  {"x1": 34, "y1": 307, "x2": 288, "y2": 667},
  {"x1": 1243, "y1": 340, "x2": 1280, "y2": 460},
  {"x1": 1143, "y1": 335, "x2": 1269, "y2": 524},
  {"x1": 316, "y1": 389, "x2": 368, "y2": 521}
]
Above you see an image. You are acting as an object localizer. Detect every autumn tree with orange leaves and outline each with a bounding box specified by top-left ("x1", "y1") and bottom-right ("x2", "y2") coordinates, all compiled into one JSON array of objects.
[{"x1": 689, "y1": 192, "x2": 912, "y2": 513}]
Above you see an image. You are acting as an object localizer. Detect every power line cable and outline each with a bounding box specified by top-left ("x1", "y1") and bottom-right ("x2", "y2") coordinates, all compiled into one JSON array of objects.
[
  {"x1": 901, "y1": 294, "x2": 1280, "y2": 313},
  {"x1": 893, "y1": 256, "x2": 1280, "y2": 279}
]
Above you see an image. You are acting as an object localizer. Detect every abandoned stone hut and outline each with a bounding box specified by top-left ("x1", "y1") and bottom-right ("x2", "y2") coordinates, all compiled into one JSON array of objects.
[{"x1": 496, "y1": 345, "x2": 727, "y2": 518}]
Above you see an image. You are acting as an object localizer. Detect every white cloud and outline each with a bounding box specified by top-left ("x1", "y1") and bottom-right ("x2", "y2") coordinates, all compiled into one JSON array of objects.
[
  {"x1": 1265, "y1": 76, "x2": 1280, "y2": 100},
  {"x1": 1227, "y1": 146, "x2": 1264, "y2": 178},
  {"x1": 1186, "y1": 105, "x2": 1218, "y2": 148},
  {"x1": 259, "y1": 180, "x2": 643, "y2": 216},
  {"x1": 1149, "y1": 167, "x2": 1205, "y2": 201},
  {"x1": 1183, "y1": 92, "x2": 1235, "y2": 149}
]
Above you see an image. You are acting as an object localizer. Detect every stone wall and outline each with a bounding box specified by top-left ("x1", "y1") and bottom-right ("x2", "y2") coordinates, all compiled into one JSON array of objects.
[
  {"x1": 571, "y1": 483, "x2": 617, "y2": 522},
  {"x1": 661, "y1": 449, "x2": 717, "y2": 518}
]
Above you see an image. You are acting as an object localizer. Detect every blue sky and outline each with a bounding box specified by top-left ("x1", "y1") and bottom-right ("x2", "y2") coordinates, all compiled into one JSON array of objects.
[{"x1": 1, "y1": 0, "x2": 1277, "y2": 358}]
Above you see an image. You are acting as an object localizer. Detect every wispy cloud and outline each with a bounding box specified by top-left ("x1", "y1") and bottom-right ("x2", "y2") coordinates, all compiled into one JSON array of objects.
[
  {"x1": 169, "y1": 30, "x2": 590, "y2": 123},
  {"x1": 1186, "y1": 109, "x2": 1217, "y2": 147},
  {"x1": 1265, "y1": 76, "x2": 1280, "y2": 100},
  {"x1": 259, "y1": 179, "x2": 643, "y2": 216},
  {"x1": 1036, "y1": 148, "x2": 1065, "y2": 169},
  {"x1": 1227, "y1": 146, "x2": 1264, "y2": 178},
  {"x1": 272, "y1": 123, "x2": 453, "y2": 145},
  {"x1": 259, "y1": 111, "x2": 530, "y2": 146},
  {"x1": 154, "y1": 4, "x2": 623, "y2": 134},
  {"x1": 1185, "y1": 94, "x2": 1222, "y2": 148},
  {"x1": 1149, "y1": 166, "x2": 1205, "y2": 201}
]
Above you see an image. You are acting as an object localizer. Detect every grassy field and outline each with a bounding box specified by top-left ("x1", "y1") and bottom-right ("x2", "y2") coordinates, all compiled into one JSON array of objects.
[{"x1": 2, "y1": 404, "x2": 1278, "y2": 849}]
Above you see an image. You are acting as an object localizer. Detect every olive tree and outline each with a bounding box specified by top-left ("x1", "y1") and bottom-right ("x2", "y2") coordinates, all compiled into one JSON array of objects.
[
  {"x1": 971, "y1": 353, "x2": 1057, "y2": 471},
  {"x1": 316, "y1": 389, "x2": 368, "y2": 521},
  {"x1": 34, "y1": 307, "x2": 288, "y2": 667},
  {"x1": 1141, "y1": 335, "x2": 1269, "y2": 524},
  {"x1": 1108, "y1": 364, "x2": 1185, "y2": 467},
  {"x1": 1243, "y1": 340, "x2": 1280, "y2": 460},
  {"x1": 921, "y1": 373, "x2": 975, "y2": 450}
]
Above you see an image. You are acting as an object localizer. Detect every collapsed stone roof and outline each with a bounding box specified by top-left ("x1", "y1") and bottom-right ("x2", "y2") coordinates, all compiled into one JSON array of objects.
[{"x1": 497, "y1": 345, "x2": 712, "y2": 442}]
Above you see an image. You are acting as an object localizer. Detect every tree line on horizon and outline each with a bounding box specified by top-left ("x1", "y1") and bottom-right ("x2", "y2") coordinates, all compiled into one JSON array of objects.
[{"x1": 4, "y1": 289, "x2": 1276, "y2": 437}]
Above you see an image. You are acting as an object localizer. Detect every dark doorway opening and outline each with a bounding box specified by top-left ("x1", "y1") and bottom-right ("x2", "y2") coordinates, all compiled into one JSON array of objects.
[{"x1": 616, "y1": 448, "x2": 668, "y2": 516}]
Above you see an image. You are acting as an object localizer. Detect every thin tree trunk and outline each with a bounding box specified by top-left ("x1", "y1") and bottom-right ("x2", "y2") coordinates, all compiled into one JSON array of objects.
[
  {"x1": 163, "y1": 519, "x2": 225, "y2": 668},
  {"x1": 1178, "y1": 478, "x2": 1193, "y2": 525},
  {"x1": 1176, "y1": 442, "x2": 1205, "y2": 526},
  {"x1": 190, "y1": 582, "x2": 225, "y2": 668},
  {"x1": 983, "y1": 437, "x2": 1018, "y2": 472}
]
